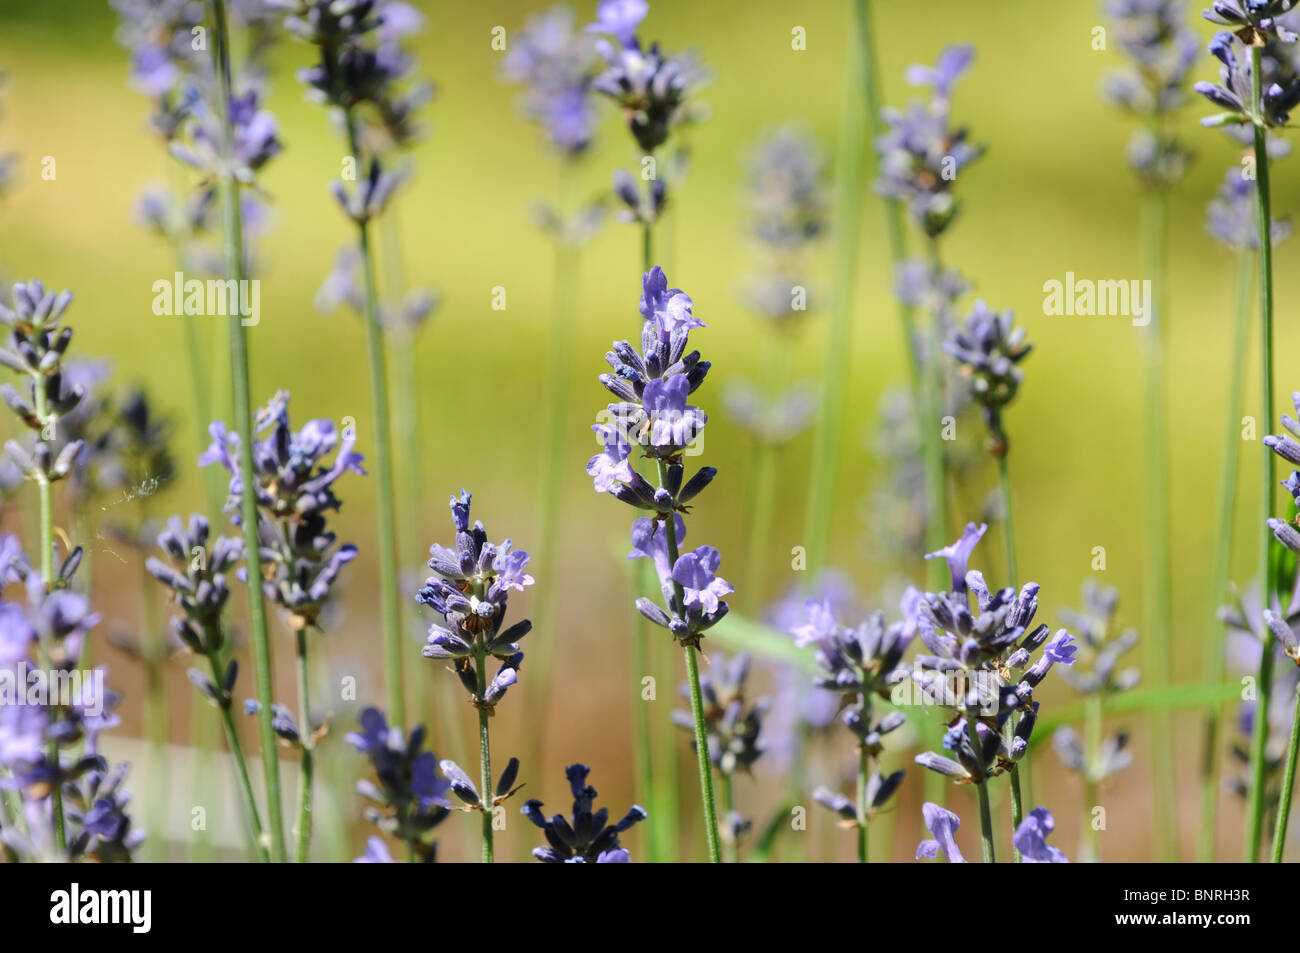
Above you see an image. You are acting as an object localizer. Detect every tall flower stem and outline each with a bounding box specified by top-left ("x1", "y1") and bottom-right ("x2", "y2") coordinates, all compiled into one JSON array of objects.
[
  {"x1": 344, "y1": 113, "x2": 405, "y2": 731},
  {"x1": 204, "y1": 629, "x2": 268, "y2": 862},
  {"x1": 32, "y1": 382, "x2": 65, "y2": 851},
  {"x1": 1140, "y1": 184, "x2": 1177, "y2": 862},
  {"x1": 855, "y1": 749, "x2": 870, "y2": 862},
  {"x1": 209, "y1": 0, "x2": 285, "y2": 863},
  {"x1": 1197, "y1": 248, "x2": 1253, "y2": 862},
  {"x1": 660, "y1": 462, "x2": 721, "y2": 862},
  {"x1": 1083, "y1": 693, "x2": 1103, "y2": 862},
  {"x1": 967, "y1": 713, "x2": 995, "y2": 862},
  {"x1": 293, "y1": 625, "x2": 314, "y2": 862},
  {"x1": 1272, "y1": 683, "x2": 1300, "y2": 861},
  {"x1": 1246, "y1": 45, "x2": 1278, "y2": 863},
  {"x1": 804, "y1": 0, "x2": 872, "y2": 572},
  {"x1": 474, "y1": 631, "x2": 494, "y2": 864},
  {"x1": 997, "y1": 450, "x2": 1024, "y2": 856}
]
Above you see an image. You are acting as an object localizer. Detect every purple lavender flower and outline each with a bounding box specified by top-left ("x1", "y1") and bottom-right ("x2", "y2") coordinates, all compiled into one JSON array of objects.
[
  {"x1": 915, "y1": 801, "x2": 965, "y2": 862},
  {"x1": 1196, "y1": 28, "x2": 1300, "y2": 129},
  {"x1": 943, "y1": 301, "x2": 1032, "y2": 454},
  {"x1": 1013, "y1": 806, "x2": 1069, "y2": 863},
  {"x1": 348, "y1": 706, "x2": 450, "y2": 862},
  {"x1": 1264, "y1": 393, "x2": 1300, "y2": 555},
  {"x1": 502, "y1": 5, "x2": 600, "y2": 156},
  {"x1": 521, "y1": 763, "x2": 646, "y2": 862},
  {"x1": 1203, "y1": 0, "x2": 1299, "y2": 42},
  {"x1": 415, "y1": 491, "x2": 533, "y2": 710},
  {"x1": 587, "y1": 1, "x2": 705, "y2": 153},
  {"x1": 924, "y1": 521, "x2": 987, "y2": 594},
  {"x1": 876, "y1": 46, "x2": 983, "y2": 238},
  {"x1": 1207, "y1": 166, "x2": 1293, "y2": 248},
  {"x1": 201, "y1": 391, "x2": 363, "y2": 626}
]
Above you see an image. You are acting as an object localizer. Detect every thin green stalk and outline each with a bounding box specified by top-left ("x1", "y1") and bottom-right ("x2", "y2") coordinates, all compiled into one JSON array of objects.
[
  {"x1": 209, "y1": 0, "x2": 285, "y2": 863},
  {"x1": 139, "y1": 502, "x2": 166, "y2": 861},
  {"x1": 1083, "y1": 694, "x2": 1103, "y2": 863},
  {"x1": 344, "y1": 112, "x2": 405, "y2": 730},
  {"x1": 1247, "y1": 44, "x2": 1278, "y2": 862},
  {"x1": 720, "y1": 772, "x2": 737, "y2": 863},
  {"x1": 32, "y1": 363, "x2": 65, "y2": 851},
  {"x1": 1140, "y1": 185, "x2": 1177, "y2": 862},
  {"x1": 205, "y1": 639, "x2": 268, "y2": 862},
  {"x1": 804, "y1": 0, "x2": 872, "y2": 573},
  {"x1": 964, "y1": 713, "x2": 995, "y2": 862},
  {"x1": 855, "y1": 748, "x2": 869, "y2": 863},
  {"x1": 997, "y1": 451, "x2": 1024, "y2": 859},
  {"x1": 475, "y1": 631, "x2": 494, "y2": 863},
  {"x1": 1197, "y1": 248, "x2": 1253, "y2": 862},
  {"x1": 628, "y1": 592, "x2": 657, "y2": 860},
  {"x1": 658, "y1": 458, "x2": 720, "y2": 862},
  {"x1": 1272, "y1": 680, "x2": 1300, "y2": 861},
  {"x1": 294, "y1": 626, "x2": 314, "y2": 863}
]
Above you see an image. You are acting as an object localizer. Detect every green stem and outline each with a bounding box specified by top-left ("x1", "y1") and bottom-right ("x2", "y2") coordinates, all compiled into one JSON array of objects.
[
  {"x1": 964, "y1": 713, "x2": 995, "y2": 862},
  {"x1": 1083, "y1": 693, "x2": 1103, "y2": 863},
  {"x1": 1272, "y1": 679, "x2": 1300, "y2": 861},
  {"x1": 659, "y1": 456, "x2": 721, "y2": 862},
  {"x1": 856, "y1": 748, "x2": 870, "y2": 863},
  {"x1": 1247, "y1": 45, "x2": 1277, "y2": 863},
  {"x1": 475, "y1": 633, "x2": 494, "y2": 864},
  {"x1": 997, "y1": 451, "x2": 1024, "y2": 859},
  {"x1": 1197, "y1": 249, "x2": 1253, "y2": 862},
  {"x1": 1140, "y1": 185, "x2": 1177, "y2": 862},
  {"x1": 343, "y1": 112, "x2": 405, "y2": 730},
  {"x1": 206, "y1": 640, "x2": 268, "y2": 862},
  {"x1": 804, "y1": 0, "x2": 872, "y2": 573},
  {"x1": 294, "y1": 626, "x2": 314, "y2": 863},
  {"x1": 629, "y1": 591, "x2": 657, "y2": 860},
  {"x1": 209, "y1": 0, "x2": 285, "y2": 863}
]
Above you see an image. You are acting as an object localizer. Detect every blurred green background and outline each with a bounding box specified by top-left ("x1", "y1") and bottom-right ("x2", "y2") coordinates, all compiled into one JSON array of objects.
[{"x1": 0, "y1": 0, "x2": 1295, "y2": 862}]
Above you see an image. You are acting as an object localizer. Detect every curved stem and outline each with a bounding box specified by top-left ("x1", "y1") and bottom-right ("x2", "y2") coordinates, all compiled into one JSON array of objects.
[
  {"x1": 1197, "y1": 249, "x2": 1253, "y2": 862},
  {"x1": 1247, "y1": 45, "x2": 1277, "y2": 863},
  {"x1": 344, "y1": 112, "x2": 405, "y2": 731},
  {"x1": 209, "y1": 0, "x2": 285, "y2": 863},
  {"x1": 1272, "y1": 680, "x2": 1300, "y2": 861},
  {"x1": 293, "y1": 626, "x2": 314, "y2": 863},
  {"x1": 206, "y1": 642, "x2": 268, "y2": 862}
]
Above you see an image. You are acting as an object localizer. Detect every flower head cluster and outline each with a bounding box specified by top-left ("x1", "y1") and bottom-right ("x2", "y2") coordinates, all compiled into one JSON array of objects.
[
  {"x1": 673, "y1": 652, "x2": 767, "y2": 777},
  {"x1": 915, "y1": 801, "x2": 1067, "y2": 863},
  {"x1": 587, "y1": 0, "x2": 704, "y2": 153},
  {"x1": 943, "y1": 300, "x2": 1032, "y2": 455},
  {"x1": 876, "y1": 45, "x2": 984, "y2": 238},
  {"x1": 746, "y1": 126, "x2": 828, "y2": 252},
  {"x1": 502, "y1": 4, "x2": 600, "y2": 156},
  {"x1": 722, "y1": 380, "x2": 817, "y2": 447},
  {"x1": 1204, "y1": 0, "x2": 1299, "y2": 42},
  {"x1": 911, "y1": 524, "x2": 1076, "y2": 784},
  {"x1": 110, "y1": 0, "x2": 208, "y2": 139},
  {"x1": 628, "y1": 516, "x2": 731, "y2": 646},
  {"x1": 1263, "y1": 392, "x2": 1300, "y2": 573},
  {"x1": 791, "y1": 593, "x2": 912, "y2": 825},
  {"x1": 0, "y1": 537, "x2": 139, "y2": 862},
  {"x1": 347, "y1": 706, "x2": 450, "y2": 862},
  {"x1": 1051, "y1": 583, "x2": 1138, "y2": 784},
  {"x1": 1103, "y1": 0, "x2": 1198, "y2": 185},
  {"x1": 1196, "y1": 28, "x2": 1300, "y2": 129},
  {"x1": 146, "y1": 515, "x2": 244, "y2": 706},
  {"x1": 1207, "y1": 166, "x2": 1293, "y2": 248},
  {"x1": 200, "y1": 391, "x2": 364, "y2": 627},
  {"x1": 416, "y1": 491, "x2": 534, "y2": 711},
  {"x1": 171, "y1": 88, "x2": 283, "y2": 187},
  {"x1": 521, "y1": 763, "x2": 645, "y2": 862}
]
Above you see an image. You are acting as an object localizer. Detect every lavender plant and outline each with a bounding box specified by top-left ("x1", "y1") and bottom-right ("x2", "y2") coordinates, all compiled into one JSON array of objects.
[
  {"x1": 0, "y1": 281, "x2": 141, "y2": 861},
  {"x1": 875, "y1": 46, "x2": 984, "y2": 594},
  {"x1": 146, "y1": 514, "x2": 267, "y2": 860},
  {"x1": 1104, "y1": 0, "x2": 1199, "y2": 863},
  {"x1": 1049, "y1": 583, "x2": 1139, "y2": 861},
  {"x1": 588, "y1": 266, "x2": 726, "y2": 860},
  {"x1": 671, "y1": 652, "x2": 766, "y2": 862},
  {"x1": 347, "y1": 706, "x2": 450, "y2": 863},
  {"x1": 1195, "y1": 0, "x2": 1300, "y2": 862},
  {"x1": 910, "y1": 523, "x2": 1077, "y2": 861},
  {"x1": 201, "y1": 390, "x2": 364, "y2": 861},
  {"x1": 275, "y1": 0, "x2": 427, "y2": 733},
  {"x1": 1197, "y1": 163, "x2": 1291, "y2": 858},
  {"x1": 521, "y1": 763, "x2": 646, "y2": 863},
  {"x1": 790, "y1": 593, "x2": 912, "y2": 862},
  {"x1": 416, "y1": 491, "x2": 533, "y2": 862},
  {"x1": 915, "y1": 802, "x2": 1068, "y2": 864}
]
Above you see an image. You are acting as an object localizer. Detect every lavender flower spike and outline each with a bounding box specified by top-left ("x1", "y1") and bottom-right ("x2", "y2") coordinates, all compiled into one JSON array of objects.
[
  {"x1": 522, "y1": 763, "x2": 646, "y2": 862},
  {"x1": 1013, "y1": 806, "x2": 1069, "y2": 863}
]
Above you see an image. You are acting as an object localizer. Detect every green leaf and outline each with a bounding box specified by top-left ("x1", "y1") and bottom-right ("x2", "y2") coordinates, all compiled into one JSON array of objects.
[{"x1": 1036, "y1": 682, "x2": 1243, "y2": 734}]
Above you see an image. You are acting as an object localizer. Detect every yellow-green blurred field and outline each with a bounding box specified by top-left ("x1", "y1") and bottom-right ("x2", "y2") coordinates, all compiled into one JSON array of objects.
[{"x1": 1, "y1": 0, "x2": 1295, "y2": 861}]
